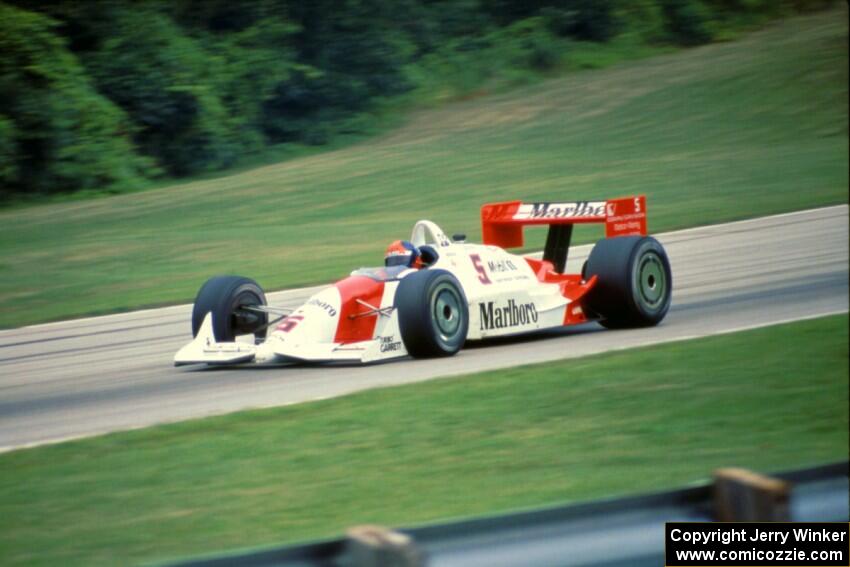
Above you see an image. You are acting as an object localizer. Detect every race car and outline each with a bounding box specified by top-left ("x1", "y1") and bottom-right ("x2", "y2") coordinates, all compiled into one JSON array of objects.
[{"x1": 174, "y1": 195, "x2": 672, "y2": 366}]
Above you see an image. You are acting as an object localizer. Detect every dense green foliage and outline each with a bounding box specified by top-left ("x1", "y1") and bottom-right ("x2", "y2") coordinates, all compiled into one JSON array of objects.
[
  {"x1": 0, "y1": 3, "x2": 154, "y2": 195},
  {"x1": 1, "y1": 315, "x2": 847, "y2": 566},
  {"x1": 0, "y1": 0, "x2": 836, "y2": 198}
]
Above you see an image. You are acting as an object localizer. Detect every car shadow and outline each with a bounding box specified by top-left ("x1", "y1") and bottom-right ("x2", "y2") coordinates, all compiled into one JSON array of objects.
[
  {"x1": 178, "y1": 321, "x2": 606, "y2": 371},
  {"x1": 463, "y1": 321, "x2": 604, "y2": 349}
]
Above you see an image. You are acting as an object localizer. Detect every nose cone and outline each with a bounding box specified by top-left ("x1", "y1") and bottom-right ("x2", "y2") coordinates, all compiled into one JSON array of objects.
[
  {"x1": 254, "y1": 339, "x2": 280, "y2": 363},
  {"x1": 268, "y1": 286, "x2": 343, "y2": 346}
]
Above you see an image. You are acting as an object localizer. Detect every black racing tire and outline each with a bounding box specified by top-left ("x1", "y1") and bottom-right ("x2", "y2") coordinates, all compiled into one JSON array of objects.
[
  {"x1": 191, "y1": 275, "x2": 268, "y2": 342},
  {"x1": 395, "y1": 269, "x2": 469, "y2": 358},
  {"x1": 583, "y1": 236, "x2": 672, "y2": 328}
]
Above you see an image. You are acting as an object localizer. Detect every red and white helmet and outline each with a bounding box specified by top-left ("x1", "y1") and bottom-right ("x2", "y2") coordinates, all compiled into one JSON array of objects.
[{"x1": 384, "y1": 240, "x2": 422, "y2": 268}]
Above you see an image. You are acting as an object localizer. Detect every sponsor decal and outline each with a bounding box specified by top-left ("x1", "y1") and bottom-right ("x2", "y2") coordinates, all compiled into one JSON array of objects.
[
  {"x1": 514, "y1": 201, "x2": 606, "y2": 220},
  {"x1": 480, "y1": 299, "x2": 538, "y2": 330},
  {"x1": 611, "y1": 220, "x2": 643, "y2": 233},
  {"x1": 486, "y1": 259, "x2": 517, "y2": 273},
  {"x1": 605, "y1": 196, "x2": 646, "y2": 236},
  {"x1": 379, "y1": 335, "x2": 403, "y2": 352},
  {"x1": 307, "y1": 298, "x2": 338, "y2": 317}
]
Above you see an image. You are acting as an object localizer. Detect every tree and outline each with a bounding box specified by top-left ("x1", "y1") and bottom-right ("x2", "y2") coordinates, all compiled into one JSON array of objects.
[
  {"x1": 0, "y1": 2, "x2": 152, "y2": 196},
  {"x1": 82, "y1": 7, "x2": 238, "y2": 175}
]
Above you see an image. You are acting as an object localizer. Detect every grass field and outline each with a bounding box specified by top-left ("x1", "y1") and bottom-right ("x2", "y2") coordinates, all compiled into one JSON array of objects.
[
  {"x1": 0, "y1": 9, "x2": 846, "y2": 328},
  {"x1": 0, "y1": 314, "x2": 846, "y2": 566}
]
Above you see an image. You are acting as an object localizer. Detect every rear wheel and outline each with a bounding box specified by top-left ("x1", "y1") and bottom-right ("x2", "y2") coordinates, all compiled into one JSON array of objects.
[
  {"x1": 395, "y1": 270, "x2": 469, "y2": 358},
  {"x1": 191, "y1": 276, "x2": 268, "y2": 342},
  {"x1": 583, "y1": 236, "x2": 672, "y2": 328}
]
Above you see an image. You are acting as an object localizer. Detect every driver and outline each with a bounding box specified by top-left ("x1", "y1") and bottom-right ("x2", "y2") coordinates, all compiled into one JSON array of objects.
[{"x1": 384, "y1": 240, "x2": 422, "y2": 269}]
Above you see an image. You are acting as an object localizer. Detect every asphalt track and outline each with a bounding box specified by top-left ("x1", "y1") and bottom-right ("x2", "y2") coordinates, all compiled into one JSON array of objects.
[{"x1": 0, "y1": 205, "x2": 847, "y2": 451}]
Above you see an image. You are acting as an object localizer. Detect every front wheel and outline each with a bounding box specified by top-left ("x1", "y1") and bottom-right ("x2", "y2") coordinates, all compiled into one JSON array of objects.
[
  {"x1": 583, "y1": 236, "x2": 672, "y2": 328},
  {"x1": 395, "y1": 270, "x2": 469, "y2": 358},
  {"x1": 191, "y1": 275, "x2": 268, "y2": 342}
]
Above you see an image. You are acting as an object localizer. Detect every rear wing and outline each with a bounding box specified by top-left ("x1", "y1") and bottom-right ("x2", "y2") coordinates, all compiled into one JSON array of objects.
[{"x1": 481, "y1": 196, "x2": 647, "y2": 273}]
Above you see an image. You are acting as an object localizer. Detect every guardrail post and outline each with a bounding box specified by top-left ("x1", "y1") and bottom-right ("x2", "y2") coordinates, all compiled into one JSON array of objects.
[
  {"x1": 346, "y1": 525, "x2": 424, "y2": 567},
  {"x1": 713, "y1": 467, "x2": 790, "y2": 521}
]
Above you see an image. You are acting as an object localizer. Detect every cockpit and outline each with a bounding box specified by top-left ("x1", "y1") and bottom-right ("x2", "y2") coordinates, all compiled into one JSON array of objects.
[
  {"x1": 350, "y1": 265, "x2": 411, "y2": 282},
  {"x1": 351, "y1": 220, "x2": 451, "y2": 282}
]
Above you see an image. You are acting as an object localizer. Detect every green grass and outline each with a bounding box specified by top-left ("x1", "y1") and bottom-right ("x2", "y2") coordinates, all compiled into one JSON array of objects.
[
  {"x1": 0, "y1": 314, "x2": 847, "y2": 566},
  {"x1": 0, "y1": 9, "x2": 846, "y2": 328}
]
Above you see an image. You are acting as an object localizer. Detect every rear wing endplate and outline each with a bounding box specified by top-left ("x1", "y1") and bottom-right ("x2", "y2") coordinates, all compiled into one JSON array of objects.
[{"x1": 481, "y1": 196, "x2": 647, "y2": 272}]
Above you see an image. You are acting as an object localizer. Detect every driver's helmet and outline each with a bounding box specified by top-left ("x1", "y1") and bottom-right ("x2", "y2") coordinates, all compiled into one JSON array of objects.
[{"x1": 385, "y1": 240, "x2": 422, "y2": 268}]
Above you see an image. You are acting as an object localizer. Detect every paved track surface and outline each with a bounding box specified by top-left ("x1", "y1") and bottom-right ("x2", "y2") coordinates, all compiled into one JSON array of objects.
[{"x1": 1, "y1": 206, "x2": 847, "y2": 451}]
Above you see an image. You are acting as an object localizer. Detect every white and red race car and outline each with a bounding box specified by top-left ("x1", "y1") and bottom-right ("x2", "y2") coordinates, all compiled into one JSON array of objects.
[{"x1": 174, "y1": 196, "x2": 671, "y2": 366}]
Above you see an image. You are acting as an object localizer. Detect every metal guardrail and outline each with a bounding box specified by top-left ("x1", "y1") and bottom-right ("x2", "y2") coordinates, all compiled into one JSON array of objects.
[{"x1": 167, "y1": 462, "x2": 849, "y2": 567}]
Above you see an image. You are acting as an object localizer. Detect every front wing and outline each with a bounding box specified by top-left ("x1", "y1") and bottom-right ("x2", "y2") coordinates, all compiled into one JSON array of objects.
[{"x1": 174, "y1": 312, "x2": 409, "y2": 366}]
